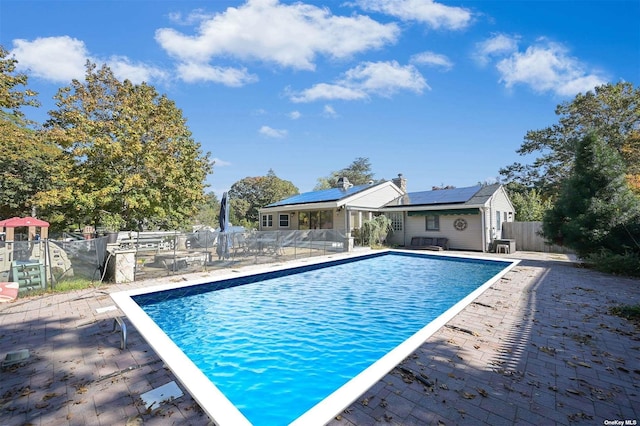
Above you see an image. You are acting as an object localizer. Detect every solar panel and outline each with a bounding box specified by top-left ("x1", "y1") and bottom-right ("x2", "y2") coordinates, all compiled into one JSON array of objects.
[
  {"x1": 266, "y1": 184, "x2": 373, "y2": 207},
  {"x1": 405, "y1": 185, "x2": 481, "y2": 205}
]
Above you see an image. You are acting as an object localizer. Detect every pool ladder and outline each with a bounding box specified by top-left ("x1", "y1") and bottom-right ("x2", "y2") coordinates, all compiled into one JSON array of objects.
[{"x1": 112, "y1": 317, "x2": 127, "y2": 350}]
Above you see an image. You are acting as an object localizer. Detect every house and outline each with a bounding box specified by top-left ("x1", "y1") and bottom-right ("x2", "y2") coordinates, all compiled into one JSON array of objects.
[
  {"x1": 381, "y1": 183, "x2": 514, "y2": 252},
  {"x1": 259, "y1": 177, "x2": 404, "y2": 236},
  {"x1": 258, "y1": 175, "x2": 514, "y2": 252}
]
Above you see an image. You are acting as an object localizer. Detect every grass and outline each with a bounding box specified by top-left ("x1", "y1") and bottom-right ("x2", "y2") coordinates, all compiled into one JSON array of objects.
[
  {"x1": 51, "y1": 278, "x2": 104, "y2": 292},
  {"x1": 609, "y1": 304, "x2": 640, "y2": 323},
  {"x1": 18, "y1": 278, "x2": 103, "y2": 297}
]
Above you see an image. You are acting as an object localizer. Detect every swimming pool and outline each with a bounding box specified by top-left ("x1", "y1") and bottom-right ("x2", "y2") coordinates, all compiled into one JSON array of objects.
[{"x1": 111, "y1": 250, "x2": 518, "y2": 425}]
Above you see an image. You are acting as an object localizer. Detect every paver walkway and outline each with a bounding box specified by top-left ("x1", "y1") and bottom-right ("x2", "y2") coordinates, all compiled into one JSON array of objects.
[{"x1": 1, "y1": 251, "x2": 638, "y2": 425}]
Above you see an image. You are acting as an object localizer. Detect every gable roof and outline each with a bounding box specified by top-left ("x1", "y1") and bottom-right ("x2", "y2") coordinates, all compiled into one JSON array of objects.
[
  {"x1": 465, "y1": 183, "x2": 503, "y2": 205},
  {"x1": 265, "y1": 183, "x2": 384, "y2": 208},
  {"x1": 384, "y1": 183, "x2": 502, "y2": 209}
]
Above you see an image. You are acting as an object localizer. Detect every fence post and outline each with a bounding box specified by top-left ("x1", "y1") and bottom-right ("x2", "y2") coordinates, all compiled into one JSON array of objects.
[
  {"x1": 44, "y1": 239, "x2": 53, "y2": 290},
  {"x1": 204, "y1": 230, "x2": 210, "y2": 270},
  {"x1": 172, "y1": 231, "x2": 178, "y2": 272}
]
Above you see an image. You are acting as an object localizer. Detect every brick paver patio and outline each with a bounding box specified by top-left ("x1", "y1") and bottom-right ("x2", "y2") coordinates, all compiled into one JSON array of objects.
[{"x1": 1, "y1": 251, "x2": 638, "y2": 425}]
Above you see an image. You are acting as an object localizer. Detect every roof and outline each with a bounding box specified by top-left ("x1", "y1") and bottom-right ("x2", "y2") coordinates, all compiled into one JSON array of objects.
[
  {"x1": 385, "y1": 184, "x2": 502, "y2": 208},
  {"x1": 0, "y1": 217, "x2": 50, "y2": 228},
  {"x1": 465, "y1": 183, "x2": 502, "y2": 205},
  {"x1": 265, "y1": 183, "x2": 381, "y2": 208}
]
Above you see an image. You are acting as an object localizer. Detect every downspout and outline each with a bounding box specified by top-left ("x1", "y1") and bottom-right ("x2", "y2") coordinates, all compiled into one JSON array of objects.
[
  {"x1": 489, "y1": 194, "x2": 495, "y2": 250},
  {"x1": 481, "y1": 207, "x2": 487, "y2": 252}
]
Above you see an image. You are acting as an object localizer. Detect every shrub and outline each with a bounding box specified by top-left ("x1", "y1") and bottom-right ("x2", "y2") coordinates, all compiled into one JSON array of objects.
[
  {"x1": 586, "y1": 249, "x2": 640, "y2": 277},
  {"x1": 360, "y1": 215, "x2": 393, "y2": 248},
  {"x1": 609, "y1": 304, "x2": 640, "y2": 322}
]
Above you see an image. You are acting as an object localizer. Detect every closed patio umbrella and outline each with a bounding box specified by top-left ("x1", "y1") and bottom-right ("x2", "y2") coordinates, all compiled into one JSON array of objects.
[{"x1": 216, "y1": 192, "x2": 231, "y2": 259}]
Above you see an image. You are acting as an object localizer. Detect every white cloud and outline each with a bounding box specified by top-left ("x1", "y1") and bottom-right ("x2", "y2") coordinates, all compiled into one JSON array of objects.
[
  {"x1": 10, "y1": 36, "x2": 167, "y2": 84},
  {"x1": 290, "y1": 83, "x2": 368, "y2": 103},
  {"x1": 474, "y1": 35, "x2": 606, "y2": 97},
  {"x1": 474, "y1": 33, "x2": 519, "y2": 66},
  {"x1": 176, "y1": 62, "x2": 258, "y2": 86},
  {"x1": 411, "y1": 51, "x2": 453, "y2": 70},
  {"x1": 354, "y1": 0, "x2": 472, "y2": 30},
  {"x1": 167, "y1": 9, "x2": 215, "y2": 26},
  {"x1": 323, "y1": 105, "x2": 338, "y2": 118},
  {"x1": 211, "y1": 157, "x2": 231, "y2": 167},
  {"x1": 289, "y1": 60, "x2": 428, "y2": 102},
  {"x1": 288, "y1": 110, "x2": 301, "y2": 119},
  {"x1": 11, "y1": 36, "x2": 88, "y2": 82},
  {"x1": 554, "y1": 75, "x2": 607, "y2": 97},
  {"x1": 259, "y1": 125, "x2": 288, "y2": 138},
  {"x1": 108, "y1": 56, "x2": 169, "y2": 84},
  {"x1": 155, "y1": 0, "x2": 399, "y2": 78},
  {"x1": 495, "y1": 40, "x2": 607, "y2": 96},
  {"x1": 345, "y1": 61, "x2": 428, "y2": 94}
]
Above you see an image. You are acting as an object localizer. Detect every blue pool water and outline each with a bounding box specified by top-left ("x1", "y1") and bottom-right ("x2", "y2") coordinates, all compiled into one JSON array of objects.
[{"x1": 135, "y1": 252, "x2": 509, "y2": 425}]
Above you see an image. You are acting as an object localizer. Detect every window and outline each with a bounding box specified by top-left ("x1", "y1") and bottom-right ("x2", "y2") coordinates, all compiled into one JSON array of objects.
[
  {"x1": 387, "y1": 212, "x2": 403, "y2": 231},
  {"x1": 425, "y1": 215, "x2": 439, "y2": 231},
  {"x1": 298, "y1": 210, "x2": 333, "y2": 230},
  {"x1": 496, "y1": 211, "x2": 501, "y2": 230},
  {"x1": 279, "y1": 214, "x2": 289, "y2": 228},
  {"x1": 262, "y1": 214, "x2": 273, "y2": 227}
]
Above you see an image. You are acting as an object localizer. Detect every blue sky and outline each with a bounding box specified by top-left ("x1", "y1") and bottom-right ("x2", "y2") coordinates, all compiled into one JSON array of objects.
[{"x1": 1, "y1": 0, "x2": 638, "y2": 197}]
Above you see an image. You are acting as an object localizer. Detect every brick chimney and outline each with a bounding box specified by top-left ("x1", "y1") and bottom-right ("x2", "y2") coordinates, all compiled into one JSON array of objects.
[{"x1": 392, "y1": 173, "x2": 407, "y2": 193}]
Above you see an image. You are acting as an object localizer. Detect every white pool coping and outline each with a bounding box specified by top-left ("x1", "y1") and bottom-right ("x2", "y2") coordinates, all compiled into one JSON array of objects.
[{"x1": 111, "y1": 249, "x2": 519, "y2": 426}]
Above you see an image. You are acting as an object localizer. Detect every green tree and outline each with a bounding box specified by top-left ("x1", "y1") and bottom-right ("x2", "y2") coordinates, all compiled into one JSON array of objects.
[
  {"x1": 314, "y1": 157, "x2": 379, "y2": 190},
  {"x1": 500, "y1": 82, "x2": 640, "y2": 198},
  {"x1": 622, "y1": 130, "x2": 640, "y2": 194},
  {"x1": 37, "y1": 62, "x2": 212, "y2": 231},
  {"x1": 507, "y1": 187, "x2": 552, "y2": 221},
  {"x1": 0, "y1": 46, "x2": 39, "y2": 114},
  {"x1": 542, "y1": 133, "x2": 640, "y2": 258},
  {"x1": 0, "y1": 46, "x2": 61, "y2": 219},
  {"x1": 192, "y1": 192, "x2": 220, "y2": 228},
  {"x1": 229, "y1": 198, "x2": 252, "y2": 229},
  {"x1": 228, "y1": 169, "x2": 298, "y2": 226}
]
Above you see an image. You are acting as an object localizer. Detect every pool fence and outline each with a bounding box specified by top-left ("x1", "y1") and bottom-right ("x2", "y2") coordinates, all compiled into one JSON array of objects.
[{"x1": 1, "y1": 229, "x2": 353, "y2": 290}]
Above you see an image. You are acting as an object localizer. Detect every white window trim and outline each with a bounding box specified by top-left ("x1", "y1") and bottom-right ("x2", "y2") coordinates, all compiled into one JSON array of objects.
[{"x1": 425, "y1": 215, "x2": 439, "y2": 231}]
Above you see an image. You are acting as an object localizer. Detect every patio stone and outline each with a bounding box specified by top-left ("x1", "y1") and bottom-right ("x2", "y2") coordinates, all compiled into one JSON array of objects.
[{"x1": 1, "y1": 250, "x2": 638, "y2": 425}]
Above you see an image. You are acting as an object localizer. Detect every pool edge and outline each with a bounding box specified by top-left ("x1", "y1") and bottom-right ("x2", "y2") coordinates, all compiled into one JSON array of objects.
[
  {"x1": 110, "y1": 249, "x2": 519, "y2": 426},
  {"x1": 290, "y1": 252, "x2": 520, "y2": 426}
]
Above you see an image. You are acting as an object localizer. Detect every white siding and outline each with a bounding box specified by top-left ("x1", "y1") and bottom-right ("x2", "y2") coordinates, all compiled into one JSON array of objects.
[
  {"x1": 445, "y1": 215, "x2": 483, "y2": 251},
  {"x1": 486, "y1": 187, "x2": 515, "y2": 241},
  {"x1": 403, "y1": 213, "x2": 483, "y2": 251},
  {"x1": 346, "y1": 184, "x2": 402, "y2": 208}
]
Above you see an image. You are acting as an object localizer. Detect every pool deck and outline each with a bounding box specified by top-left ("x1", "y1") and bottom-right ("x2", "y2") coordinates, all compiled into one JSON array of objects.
[{"x1": 1, "y1": 250, "x2": 638, "y2": 425}]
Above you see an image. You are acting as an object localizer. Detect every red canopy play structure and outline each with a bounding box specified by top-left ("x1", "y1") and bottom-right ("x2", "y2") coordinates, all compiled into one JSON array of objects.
[{"x1": 0, "y1": 217, "x2": 50, "y2": 241}]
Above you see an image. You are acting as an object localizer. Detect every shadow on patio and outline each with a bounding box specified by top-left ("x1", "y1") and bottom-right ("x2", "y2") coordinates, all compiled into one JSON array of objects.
[
  {"x1": 328, "y1": 259, "x2": 640, "y2": 425},
  {"x1": 1, "y1": 256, "x2": 638, "y2": 425}
]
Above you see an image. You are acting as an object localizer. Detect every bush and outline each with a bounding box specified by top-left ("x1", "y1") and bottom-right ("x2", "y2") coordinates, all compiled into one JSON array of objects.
[
  {"x1": 609, "y1": 304, "x2": 640, "y2": 322},
  {"x1": 586, "y1": 249, "x2": 640, "y2": 277},
  {"x1": 361, "y1": 215, "x2": 392, "y2": 248}
]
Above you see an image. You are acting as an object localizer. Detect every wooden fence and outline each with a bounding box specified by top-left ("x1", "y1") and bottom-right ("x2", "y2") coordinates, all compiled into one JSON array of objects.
[{"x1": 502, "y1": 221, "x2": 573, "y2": 254}]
